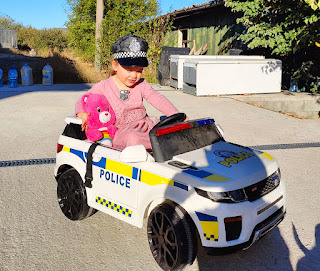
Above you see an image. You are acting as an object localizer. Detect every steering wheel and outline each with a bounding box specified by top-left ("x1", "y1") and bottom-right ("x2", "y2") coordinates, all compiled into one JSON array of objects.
[{"x1": 153, "y1": 113, "x2": 187, "y2": 129}]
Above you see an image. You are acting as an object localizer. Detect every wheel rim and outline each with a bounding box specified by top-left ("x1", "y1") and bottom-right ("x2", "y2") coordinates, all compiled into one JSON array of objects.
[
  {"x1": 147, "y1": 210, "x2": 179, "y2": 270},
  {"x1": 57, "y1": 173, "x2": 85, "y2": 220}
]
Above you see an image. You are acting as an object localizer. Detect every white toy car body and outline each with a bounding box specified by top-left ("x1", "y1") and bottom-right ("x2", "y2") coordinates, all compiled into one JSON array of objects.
[{"x1": 54, "y1": 114, "x2": 285, "y2": 270}]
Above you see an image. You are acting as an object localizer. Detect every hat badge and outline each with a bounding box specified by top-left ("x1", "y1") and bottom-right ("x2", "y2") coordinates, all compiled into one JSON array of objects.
[{"x1": 129, "y1": 38, "x2": 141, "y2": 53}]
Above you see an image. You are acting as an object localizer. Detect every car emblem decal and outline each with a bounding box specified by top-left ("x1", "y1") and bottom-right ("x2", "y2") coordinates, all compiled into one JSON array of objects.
[{"x1": 214, "y1": 150, "x2": 237, "y2": 158}]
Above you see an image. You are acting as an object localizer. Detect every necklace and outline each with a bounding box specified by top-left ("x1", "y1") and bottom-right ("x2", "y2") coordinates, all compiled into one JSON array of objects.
[{"x1": 119, "y1": 89, "x2": 130, "y2": 101}]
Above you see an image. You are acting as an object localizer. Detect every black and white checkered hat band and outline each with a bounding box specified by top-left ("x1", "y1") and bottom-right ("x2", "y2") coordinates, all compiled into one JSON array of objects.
[{"x1": 113, "y1": 51, "x2": 147, "y2": 59}]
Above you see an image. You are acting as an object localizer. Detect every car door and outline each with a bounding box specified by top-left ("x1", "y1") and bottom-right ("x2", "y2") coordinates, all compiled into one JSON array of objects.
[{"x1": 90, "y1": 145, "x2": 139, "y2": 210}]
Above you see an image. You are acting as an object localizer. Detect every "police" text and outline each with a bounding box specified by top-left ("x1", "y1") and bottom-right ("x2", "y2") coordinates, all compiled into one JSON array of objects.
[
  {"x1": 100, "y1": 169, "x2": 131, "y2": 188},
  {"x1": 218, "y1": 151, "x2": 254, "y2": 168}
]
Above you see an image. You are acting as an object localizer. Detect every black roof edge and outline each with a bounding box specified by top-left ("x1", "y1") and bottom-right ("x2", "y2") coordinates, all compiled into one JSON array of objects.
[{"x1": 167, "y1": 0, "x2": 225, "y2": 18}]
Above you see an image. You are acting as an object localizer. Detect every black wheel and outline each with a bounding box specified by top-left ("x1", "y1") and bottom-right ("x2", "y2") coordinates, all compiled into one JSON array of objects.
[
  {"x1": 147, "y1": 202, "x2": 197, "y2": 271},
  {"x1": 57, "y1": 168, "x2": 94, "y2": 220},
  {"x1": 153, "y1": 113, "x2": 187, "y2": 129}
]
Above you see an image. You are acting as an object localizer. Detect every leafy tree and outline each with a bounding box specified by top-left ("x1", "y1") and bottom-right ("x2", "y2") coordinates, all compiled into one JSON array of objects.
[
  {"x1": 305, "y1": 0, "x2": 320, "y2": 10},
  {"x1": 136, "y1": 14, "x2": 174, "y2": 82},
  {"x1": 99, "y1": 0, "x2": 158, "y2": 66},
  {"x1": 0, "y1": 15, "x2": 23, "y2": 30},
  {"x1": 66, "y1": 0, "x2": 159, "y2": 64},
  {"x1": 66, "y1": 0, "x2": 97, "y2": 61},
  {"x1": 225, "y1": 0, "x2": 320, "y2": 55},
  {"x1": 225, "y1": 0, "x2": 320, "y2": 91},
  {"x1": 66, "y1": 0, "x2": 175, "y2": 82}
]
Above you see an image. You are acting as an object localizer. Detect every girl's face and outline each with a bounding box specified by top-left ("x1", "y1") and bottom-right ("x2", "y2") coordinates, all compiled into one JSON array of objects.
[{"x1": 112, "y1": 60, "x2": 143, "y2": 88}]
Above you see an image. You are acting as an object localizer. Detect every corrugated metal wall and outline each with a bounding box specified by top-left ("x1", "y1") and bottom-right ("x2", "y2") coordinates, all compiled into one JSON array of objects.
[
  {"x1": 163, "y1": 31, "x2": 178, "y2": 47},
  {"x1": 0, "y1": 29, "x2": 18, "y2": 48},
  {"x1": 164, "y1": 6, "x2": 244, "y2": 55}
]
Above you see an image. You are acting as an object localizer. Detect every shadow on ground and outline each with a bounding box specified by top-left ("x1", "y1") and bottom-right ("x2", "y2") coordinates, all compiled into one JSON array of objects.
[
  {"x1": 0, "y1": 83, "x2": 93, "y2": 100},
  {"x1": 196, "y1": 227, "x2": 292, "y2": 271},
  {"x1": 294, "y1": 223, "x2": 320, "y2": 270}
]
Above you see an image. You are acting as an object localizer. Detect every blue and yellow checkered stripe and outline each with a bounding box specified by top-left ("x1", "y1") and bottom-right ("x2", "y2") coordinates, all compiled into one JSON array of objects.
[
  {"x1": 96, "y1": 196, "x2": 133, "y2": 217},
  {"x1": 196, "y1": 211, "x2": 219, "y2": 242},
  {"x1": 203, "y1": 233, "x2": 218, "y2": 242}
]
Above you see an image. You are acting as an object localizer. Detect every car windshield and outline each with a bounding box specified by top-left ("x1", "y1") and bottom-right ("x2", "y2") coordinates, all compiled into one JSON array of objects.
[{"x1": 149, "y1": 119, "x2": 223, "y2": 162}]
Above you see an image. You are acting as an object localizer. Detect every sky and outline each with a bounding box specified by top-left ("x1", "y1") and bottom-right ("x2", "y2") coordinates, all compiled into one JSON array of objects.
[{"x1": 0, "y1": 0, "x2": 208, "y2": 30}]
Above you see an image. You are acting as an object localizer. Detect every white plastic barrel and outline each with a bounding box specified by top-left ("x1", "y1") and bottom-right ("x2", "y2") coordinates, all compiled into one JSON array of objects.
[
  {"x1": 42, "y1": 63, "x2": 53, "y2": 85},
  {"x1": 21, "y1": 63, "x2": 33, "y2": 86}
]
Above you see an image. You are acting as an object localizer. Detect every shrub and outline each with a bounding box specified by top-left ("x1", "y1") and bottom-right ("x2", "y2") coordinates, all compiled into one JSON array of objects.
[
  {"x1": 18, "y1": 27, "x2": 68, "y2": 52},
  {"x1": 0, "y1": 15, "x2": 68, "y2": 53}
]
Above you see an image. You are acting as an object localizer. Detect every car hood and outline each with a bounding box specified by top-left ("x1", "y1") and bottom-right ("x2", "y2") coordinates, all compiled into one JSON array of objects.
[{"x1": 170, "y1": 141, "x2": 279, "y2": 191}]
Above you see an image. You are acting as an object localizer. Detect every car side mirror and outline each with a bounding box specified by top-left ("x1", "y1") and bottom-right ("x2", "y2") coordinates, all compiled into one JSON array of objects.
[{"x1": 120, "y1": 145, "x2": 152, "y2": 163}]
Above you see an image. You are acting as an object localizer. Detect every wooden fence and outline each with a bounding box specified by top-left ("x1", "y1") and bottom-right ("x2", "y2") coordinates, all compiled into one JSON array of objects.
[{"x1": 0, "y1": 29, "x2": 18, "y2": 48}]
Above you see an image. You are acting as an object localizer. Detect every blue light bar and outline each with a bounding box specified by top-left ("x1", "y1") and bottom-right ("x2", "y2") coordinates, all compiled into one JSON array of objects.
[{"x1": 196, "y1": 119, "x2": 215, "y2": 126}]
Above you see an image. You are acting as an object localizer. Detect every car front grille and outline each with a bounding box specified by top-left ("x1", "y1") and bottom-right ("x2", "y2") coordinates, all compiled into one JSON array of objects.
[{"x1": 244, "y1": 171, "x2": 280, "y2": 202}]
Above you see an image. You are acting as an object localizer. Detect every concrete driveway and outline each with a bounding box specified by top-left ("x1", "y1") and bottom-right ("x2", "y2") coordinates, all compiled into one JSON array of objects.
[{"x1": 0, "y1": 84, "x2": 319, "y2": 271}]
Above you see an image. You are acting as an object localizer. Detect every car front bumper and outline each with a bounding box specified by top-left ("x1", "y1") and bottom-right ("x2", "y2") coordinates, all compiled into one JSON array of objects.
[{"x1": 184, "y1": 179, "x2": 286, "y2": 249}]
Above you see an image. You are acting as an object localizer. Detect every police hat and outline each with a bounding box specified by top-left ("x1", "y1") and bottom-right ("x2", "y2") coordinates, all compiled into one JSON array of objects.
[{"x1": 111, "y1": 34, "x2": 149, "y2": 67}]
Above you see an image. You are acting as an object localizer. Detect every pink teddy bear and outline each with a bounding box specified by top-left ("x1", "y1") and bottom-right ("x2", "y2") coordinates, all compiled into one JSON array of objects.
[{"x1": 81, "y1": 93, "x2": 118, "y2": 147}]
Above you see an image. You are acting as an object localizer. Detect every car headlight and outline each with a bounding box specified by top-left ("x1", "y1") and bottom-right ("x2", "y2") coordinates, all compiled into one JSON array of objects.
[
  {"x1": 195, "y1": 188, "x2": 247, "y2": 203},
  {"x1": 276, "y1": 168, "x2": 281, "y2": 180},
  {"x1": 207, "y1": 191, "x2": 232, "y2": 202}
]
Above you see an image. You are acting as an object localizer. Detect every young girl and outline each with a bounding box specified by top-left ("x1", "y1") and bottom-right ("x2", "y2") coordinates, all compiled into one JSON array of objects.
[{"x1": 75, "y1": 34, "x2": 180, "y2": 150}]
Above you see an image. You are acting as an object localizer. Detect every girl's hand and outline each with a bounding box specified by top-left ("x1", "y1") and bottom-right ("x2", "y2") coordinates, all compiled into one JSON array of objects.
[
  {"x1": 77, "y1": 112, "x2": 90, "y2": 131},
  {"x1": 184, "y1": 116, "x2": 189, "y2": 121}
]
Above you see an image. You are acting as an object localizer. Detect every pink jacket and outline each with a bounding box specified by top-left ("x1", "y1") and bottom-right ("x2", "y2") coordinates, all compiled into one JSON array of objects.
[{"x1": 75, "y1": 77, "x2": 179, "y2": 127}]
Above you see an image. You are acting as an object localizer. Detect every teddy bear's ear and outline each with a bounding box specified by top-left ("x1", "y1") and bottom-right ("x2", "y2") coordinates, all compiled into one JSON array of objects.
[{"x1": 82, "y1": 94, "x2": 89, "y2": 106}]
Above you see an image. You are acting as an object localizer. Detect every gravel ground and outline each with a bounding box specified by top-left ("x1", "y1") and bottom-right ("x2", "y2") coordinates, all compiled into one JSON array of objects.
[{"x1": 0, "y1": 85, "x2": 319, "y2": 271}]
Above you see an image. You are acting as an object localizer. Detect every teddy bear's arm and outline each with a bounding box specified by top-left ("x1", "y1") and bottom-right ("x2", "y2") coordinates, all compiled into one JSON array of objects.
[
  {"x1": 108, "y1": 125, "x2": 118, "y2": 139},
  {"x1": 86, "y1": 129, "x2": 103, "y2": 142}
]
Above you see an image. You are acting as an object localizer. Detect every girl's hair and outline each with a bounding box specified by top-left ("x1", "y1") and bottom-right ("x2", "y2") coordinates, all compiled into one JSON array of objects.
[
  {"x1": 109, "y1": 69, "x2": 117, "y2": 77},
  {"x1": 109, "y1": 59, "x2": 118, "y2": 77}
]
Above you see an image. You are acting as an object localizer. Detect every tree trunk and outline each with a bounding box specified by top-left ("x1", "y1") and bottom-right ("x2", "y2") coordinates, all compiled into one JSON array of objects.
[{"x1": 95, "y1": 0, "x2": 104, "y2": 72}]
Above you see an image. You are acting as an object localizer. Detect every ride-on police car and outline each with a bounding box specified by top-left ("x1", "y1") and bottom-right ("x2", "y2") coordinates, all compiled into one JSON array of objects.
[{"x1": 54, "y1": 113, "x2": 285, "y2": 271}]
